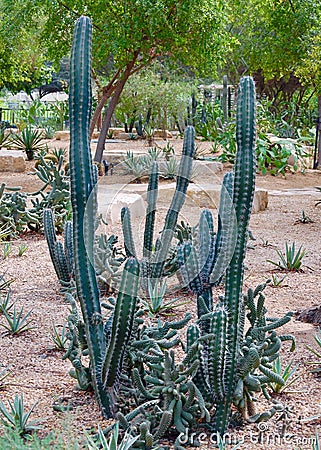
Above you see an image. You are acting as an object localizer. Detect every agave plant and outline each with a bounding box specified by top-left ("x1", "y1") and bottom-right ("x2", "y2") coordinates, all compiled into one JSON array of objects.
[
  {"x1": 11, "y1": 126, "x2": 46, "y2": 160},
  {"x1": 267, "y1": 242, "x2": 306, "y2": 271},
  {"x1": 0, "y1": 125, "x2": 12, "y2": 150},
  {"x1": 0, "y1": 394, "x2": 40, "y2": 437}
]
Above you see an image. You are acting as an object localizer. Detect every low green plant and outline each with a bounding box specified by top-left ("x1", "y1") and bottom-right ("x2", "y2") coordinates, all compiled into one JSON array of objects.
[
  {"x1": 270, "y1": 274, "x2": 288, "y2": 287},
  {"x1": 141, "y1": 280, "x2": 189, "y2": 316},
  {"x1": 51, "y1": 323, "x2": 68, "y2": 351},
  {"x1": 161, "y1": 141, "x2": 175, "y2": 160},
  {"x1": 0, "y1": 306, "x2": 34, "y2": 335},
  {"x1": 86, "y1": 423, "x2": 138, "y2": 450},
  {"x1": 0, "y1": 126, "x2": 12, "y2": 150},
  {"x1": 0, "y1": 394, "x2": 41, "y2": 437},
  {"x1": 269, "y1": 356, "x2": 301, "y2": 394},
  {"x1": 267, "y1": 242, "x2": 306, "y2": 271},
  {"x1": 0, "y1": 224, "x2": 10, "y2": 242},
  {"x1": 11, "y1": 127, "x2": 47, "y2": 160},
  {"x1": 43, "y1": 125, "x2": 55, "y2": 139},
  {"x1": 295, "y1": 210, "x2": 314, "y2": 224},
  {"x1": 306, "y1": 328, "x2": 321, "y2": 374},
  {"x1": 0, "y1": 366, "x2": 11, "y2": 390},
  {"x1": 2, "y1": 242, "x2": 12, "y2": 259},
  {"x1": 17, "y1": 243, "x2": 28, "y2": 256},
  {"x1": 161, "y1": 156, "x2": 178, "y2": 179},
  {"x1": 0, "y1": 291, "x2": 14, "y2": 314},
  {"x1": 0, "y1": 273, "x2": 14, "y2": 293}
]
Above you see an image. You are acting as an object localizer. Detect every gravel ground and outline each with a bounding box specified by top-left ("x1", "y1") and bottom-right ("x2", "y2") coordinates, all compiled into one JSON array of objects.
[{"x1": 0, "y1": 138, "x2": 320, "y2": 449}]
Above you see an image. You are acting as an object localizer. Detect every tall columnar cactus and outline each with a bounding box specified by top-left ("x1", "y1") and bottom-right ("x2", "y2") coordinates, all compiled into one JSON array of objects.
[
  {"x1": 69, "y1": 16, "x2": 140, "y2": 418},
  {"x1": 69, "y1": 15, "x2": 110, "y2": 415},
  {"x1": 213, "y1": 76, "x2": 257, "y2": 433}
]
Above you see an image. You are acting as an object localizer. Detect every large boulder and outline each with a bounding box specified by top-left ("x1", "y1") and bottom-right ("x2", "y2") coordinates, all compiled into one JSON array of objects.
[{"x1": 0, "y1": 150, "x2": 26, "y2": 172}]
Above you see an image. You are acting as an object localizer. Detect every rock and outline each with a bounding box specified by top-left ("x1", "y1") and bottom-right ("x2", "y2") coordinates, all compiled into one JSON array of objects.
[
  {"x1": 4, "y1": 128, "x2": 19, "y2": 136},
  {"x1": 252, "y1": 188, "x2": 269, "y2": 213},
  {"x1": 193, "y1": 160, "x2": 224, "y2": 174},
  {"x1": 97, "y1": 185, "x2": 146, "y2": 223},
  {"x1": 55, "y1": 130, "x2": 70, "y2": 140},
  {"x1": 153, "y1": 129, "x2": 173, "y2": 139},
  {"x1": 296, "y1": 306, "x2": 321, "y2": 326},
  {"x1": 0, "y1": 150, "x2": 26, "y2": 172},
  {"x1": 116, "y1": 132, "x2": 133, "y2": 141},
  {"x1": 156, "y1": 183, "x2": 268, "y2": 213}
]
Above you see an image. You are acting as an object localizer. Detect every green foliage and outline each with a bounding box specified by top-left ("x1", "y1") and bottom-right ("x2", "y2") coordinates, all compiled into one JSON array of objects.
[
  {"x1": 0, "y1": 366, "x2": 11, "y2": 390},
  {"x1": 267, "y1": 242, "x2": 306, "y2": 271},
  {"x1": 30, "y1": 152, "x2": 71, "y2": 232},
  {"x1": 51, "y1": 323, "x2": 68, "y2": 351},
  {"x1": 0, "y1": 183, "x2": 39, "y2": 238},
  {"x1": 2, "y1": 242, "x2": 12, "y2": 259},
  {"x1": 0, "y1": 291, "x2": 14, "y2": 315},
  {"x1": 225, "y1": 0, "x2": 321, "y2": 92},
  {"x1": 141, "y1": 280, "x2": 189, "y2": 316},
  {"x1": 0, "y1": 306, "x2": 34, "y2": 335},
  {"x1": 11, "y1": 127, "x2": 47, "y2": 161},
  {"x1": 270, "y1": 274, "x2": 288, "y2": 288},
  {"x1": 306, "y1": 328, "x2": 321, "y2": 374},
  {"x1": 86, "y1": 423, "x2": 138, "y2": 450},
  {"x1": 0, "y1": 126, "x2": 12, "y2": 150},
  {"x1": 0, "y1": 272, "x2": 14, "y2": 294},
  {"x1": 17, "y1": 242, "x2": 28, "y2": 256},
  {"x1": 269, "y1": 356, "x2": 301, "y2": 394},
  {"x1": 256, "y1": 133, "x2": 311, "y2": 176},
  {"x1": 295, "y1": 210, "x2": 314, "y2": 224},
  {"x1": 115, "y1": 66, "x2": 197, "y2": 132},
  {"x1": 0, "y1": 0, "x2": 51, "y2": 95},
  {"x1": 0, "y1": 394, "x2": 40, "y2": 437}
]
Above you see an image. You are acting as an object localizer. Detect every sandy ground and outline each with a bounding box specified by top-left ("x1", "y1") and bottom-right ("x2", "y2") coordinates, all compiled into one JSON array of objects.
[{"x1": 0, "y1": 137, "x2": 321, "y2": 449}]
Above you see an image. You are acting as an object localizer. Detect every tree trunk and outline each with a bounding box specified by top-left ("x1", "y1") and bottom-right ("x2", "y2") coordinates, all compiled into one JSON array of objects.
[
  {"x1": 90, "y1": 90, "x2": 112, "y2": 137},
  {"x1": 93, "y1": 54, "x2": 139, "y2": 163},
  {"x1": 317, "y1": 96, "x2": 321, "y2": 168}
]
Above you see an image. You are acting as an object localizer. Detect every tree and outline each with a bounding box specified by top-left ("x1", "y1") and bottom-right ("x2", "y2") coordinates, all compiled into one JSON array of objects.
[
  {"x1": 0, "y1": 1, "x2": 52, "y2": 95},
  {"x1": 225, "y1": 0, "x2": 321, "y2": 97},
  {"x1": 33, "y1": 0, "x2": 230, "y2": 161}
]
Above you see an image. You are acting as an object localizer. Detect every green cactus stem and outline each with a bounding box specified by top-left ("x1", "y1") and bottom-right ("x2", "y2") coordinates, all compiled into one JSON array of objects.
[
  {"x1": 213, "y1": 76, "x2": 257, "y2": 434},
  {"x1": 69, "y1": 15, "x2": 110, "y2": 416},
  {"x1": 102, "y1": 257, "x2": 140, "y2": 390},
  {"x1": 143, "y1": 161, "x2": 159, "y2": 259},
  {"x1": 151, "y1": 125, "x2": 195, "y2": 284}
]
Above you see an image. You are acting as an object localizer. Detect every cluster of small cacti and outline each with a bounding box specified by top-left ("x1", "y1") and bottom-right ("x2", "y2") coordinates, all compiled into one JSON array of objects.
[
  {"x1": 44, "y1": 209, "x2": 125, "y2": 293},
  {"x1": 62, "y1": 15, "x2": 296, "y2": 448},
  {"x1": 0, "y1": 150, "x2": 71, "y2": 237},
  {"x1": 30, "y1": 150, "x2": 71, "y2": 232},
  {"x1": 0, "y1": 183, "x2": 39, "y2": 238}
]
